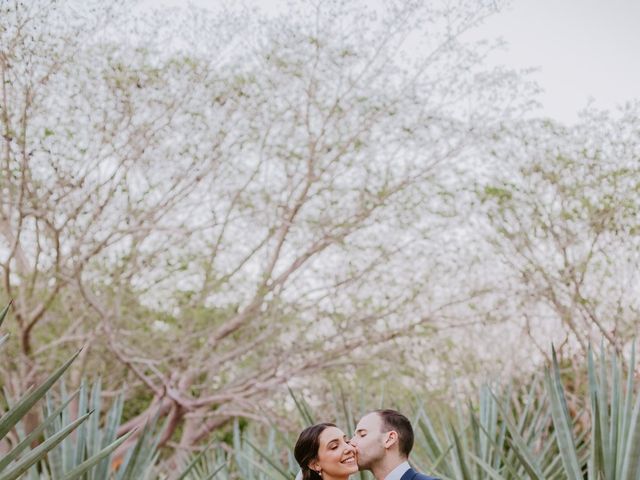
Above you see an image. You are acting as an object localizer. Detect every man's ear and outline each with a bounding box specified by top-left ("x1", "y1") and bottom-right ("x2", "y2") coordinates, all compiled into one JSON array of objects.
[{"x1": 384, "y1": 430, "x2": 399, "y2": 449}]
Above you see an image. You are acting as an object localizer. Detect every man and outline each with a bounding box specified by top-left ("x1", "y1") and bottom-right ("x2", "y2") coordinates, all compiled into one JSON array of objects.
[{"x1": 350, "y1": 409, "x2": 439, "y2": 480}]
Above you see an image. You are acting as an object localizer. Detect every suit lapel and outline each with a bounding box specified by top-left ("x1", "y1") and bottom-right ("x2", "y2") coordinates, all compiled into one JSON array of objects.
[{"x1": 399, "y1": 467, "x2": 417, "y2": 480}]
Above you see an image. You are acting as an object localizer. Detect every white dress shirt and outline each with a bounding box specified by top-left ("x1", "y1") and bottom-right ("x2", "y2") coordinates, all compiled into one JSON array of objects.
[{"x1": 384, "y1": 461, "x2": 411, "y2": 480}]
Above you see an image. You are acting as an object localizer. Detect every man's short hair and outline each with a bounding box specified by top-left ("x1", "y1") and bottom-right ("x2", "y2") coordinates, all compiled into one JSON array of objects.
[{"x1": 375, "y1": 409, "x2": 414, "y2": 457}]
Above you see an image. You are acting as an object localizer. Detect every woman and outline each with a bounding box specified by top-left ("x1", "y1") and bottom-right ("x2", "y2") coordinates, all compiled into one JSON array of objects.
[{"x1": 294, "y1": 423, "x2": 358, "y2": 480}]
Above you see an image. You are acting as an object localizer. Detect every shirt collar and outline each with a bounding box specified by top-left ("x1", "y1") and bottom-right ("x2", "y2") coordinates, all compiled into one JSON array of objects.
[{"x1": 384, "y1": 461, "x2": 411, "y2": 480}]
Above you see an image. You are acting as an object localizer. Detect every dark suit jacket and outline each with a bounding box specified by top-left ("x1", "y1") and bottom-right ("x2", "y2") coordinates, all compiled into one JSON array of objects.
[{"x1": 399, "y1": 467, "x2": 439, "y2": 480}]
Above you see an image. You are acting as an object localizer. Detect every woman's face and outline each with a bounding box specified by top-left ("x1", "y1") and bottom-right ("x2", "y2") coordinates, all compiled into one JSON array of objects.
[{"x1": 311, "y1": 426, "x2": 358, "y2": 478}]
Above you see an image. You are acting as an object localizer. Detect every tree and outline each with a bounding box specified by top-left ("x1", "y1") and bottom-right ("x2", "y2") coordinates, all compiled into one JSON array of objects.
[
  {"x1": 479, "y1": 103, "x2": 640, "y2": 356},
  {"x1": 1, "y1": 0, "x2": 528, "y2": 454}
]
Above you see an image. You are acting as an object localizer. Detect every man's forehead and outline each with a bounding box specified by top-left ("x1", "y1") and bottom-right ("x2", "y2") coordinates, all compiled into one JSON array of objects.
[{"x1": 357, "y1": 412, "x2": 381, "y2": 429}]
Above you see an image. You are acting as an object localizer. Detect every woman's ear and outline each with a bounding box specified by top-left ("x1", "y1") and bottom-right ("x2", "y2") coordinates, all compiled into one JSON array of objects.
[{"x1": 309, "y1": 459, "x2": 320, "y2": 472}]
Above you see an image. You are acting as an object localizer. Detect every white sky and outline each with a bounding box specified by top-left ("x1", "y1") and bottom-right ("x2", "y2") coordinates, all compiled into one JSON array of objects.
[
  {"x1": 470, "y1": 0, "x2": 640, "y2": 122},
  {"x1": 147, "y1": 0, "x2": 640, "y2": 123}
]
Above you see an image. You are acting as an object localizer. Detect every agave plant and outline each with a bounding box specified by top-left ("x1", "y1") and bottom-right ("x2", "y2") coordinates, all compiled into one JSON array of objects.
[
  {"x1": 32, "y1": 379, "x2": 168, "y2": 480},
  {"x1": 176, "y1": 419, "x2": 295, "y2": 480},
  {"x1": 174, "y1": 386, "x2": 328, "y2": 480},
  {"x1": 554, "y1": 345, "x2": 640, "y2": 480},
  {"x1": 174, "y1": 344, "x2": 640, "y2": 480},
  {"x1": 410, "y1": 344, "x2": 640, "y2": 480},
  {"x1": 0, "y1": 303, "x2": 133, "y2": 480},
  {"x1": 172, "y1": 437, "x2": 227, "y2": 480},
  {"x1": 1, "y1": 300, "x2": 232, "y2": 480},
  {"x1": 240, "y1": 344, "x2": 638, "y2": 480}
]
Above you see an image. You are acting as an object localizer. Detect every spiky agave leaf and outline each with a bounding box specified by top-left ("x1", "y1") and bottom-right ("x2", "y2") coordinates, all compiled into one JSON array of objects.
[
  {"x1": 115, "y1": 413, "x2": 163, "y2": 480},
  {"x1": 38, "y1": 376, "x2": 132, "y2": 480},
  {"x1": 0, "y1": 391, "x2": 79, "y2": 472},
  {"x1": 0, "y1": 305, "x2": 143, "y2": 480}
]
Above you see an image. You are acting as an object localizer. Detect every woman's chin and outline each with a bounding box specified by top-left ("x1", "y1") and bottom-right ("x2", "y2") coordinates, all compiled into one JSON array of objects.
[{"x1": 344, "y1": 463, "x2": 359, "y2": 475}]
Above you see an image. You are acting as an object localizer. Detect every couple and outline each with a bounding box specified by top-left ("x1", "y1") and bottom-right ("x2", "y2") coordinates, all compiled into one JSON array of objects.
[{"x1": 294, "y1": 409, "x2": 438, "y2": 480}]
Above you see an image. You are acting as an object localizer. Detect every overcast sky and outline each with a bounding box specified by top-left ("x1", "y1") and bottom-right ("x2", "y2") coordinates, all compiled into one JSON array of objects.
[
  {"x1": 470, "y1": 0, "x2": 640, "y2": 122},
  {"x1": 148, "y1": 0, "x2": 640, "y2": 124}
]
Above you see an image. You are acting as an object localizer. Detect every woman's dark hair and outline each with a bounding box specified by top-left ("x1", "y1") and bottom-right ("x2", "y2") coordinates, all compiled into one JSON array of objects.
[{"x1": 294, "y1": 423, "x2": 336, "y2": 480}]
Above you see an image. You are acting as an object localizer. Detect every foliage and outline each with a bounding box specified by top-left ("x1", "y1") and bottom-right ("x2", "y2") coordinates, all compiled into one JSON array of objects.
[
  {"x1": 0, "y1": 0, "x2": 530, "y2": 458},
  {"x1": 235, "y1": 344, "x2": 640, "y2": 480},
  {"x1": 3, "y1": 288, "x2": 640, "y2": 480},
  {"x1": 0, "y1": 302, "x2": 238, "y2": 479},
  {"x1": 3, "y1": 0, "x2": 640, "y2": 472},
  {"x1": 416, "y1": 344, "x2": 640, "y2": 479},
  {"x1": 479, "y1": 107, "x2": 640, "y2": 354},
  {"x1": 0, "y1": 304, "x2": 132, "y2": 480},
  {"x1": 32, "y1": 379, "x2": 167, "y2": 480}
]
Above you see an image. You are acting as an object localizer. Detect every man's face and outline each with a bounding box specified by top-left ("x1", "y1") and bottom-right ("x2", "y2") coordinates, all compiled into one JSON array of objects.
[{"x1": 350, "y1": 412, "x2": 387, "y2": 470}]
